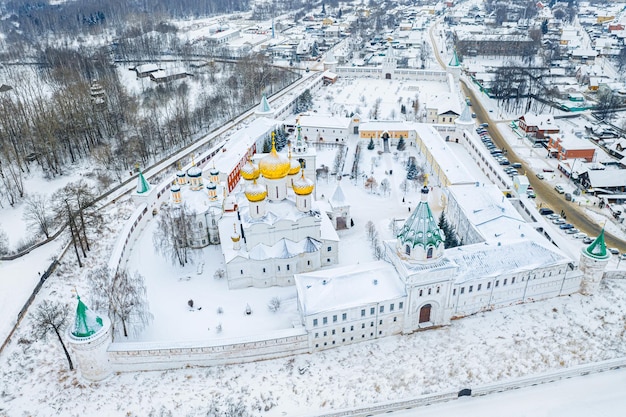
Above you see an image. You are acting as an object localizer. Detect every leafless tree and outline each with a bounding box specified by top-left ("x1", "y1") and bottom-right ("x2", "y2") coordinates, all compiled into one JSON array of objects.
[
  {"x1": 365, "y1": 176, "x2": 378, "y2": 193},
  {"x1": 153, "y1": 203, "x2": 193, "y2": 266},
  {"x1": 214, "y1": 268, "x2": 226, "y2": 280},
  {"x1": 32, "y1": 300, "x2": 74, "y2": 370},
  {"x1": 22, "y1": 193, "x2": 54, "y2": 238},
  {"x1": 89, "y1": 267, "x2": 152, "y2": 339},
  {"x1": 0, "y1": 227, "x2": 8, "y2": 255},
  {"x1": 268, "y1": 297, "x2": 281, "y2": 312}
]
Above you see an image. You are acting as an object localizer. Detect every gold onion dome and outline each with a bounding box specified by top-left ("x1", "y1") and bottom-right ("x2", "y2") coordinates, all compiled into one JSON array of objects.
[
  {"x1": 240, "y1": 158, "x2": 260, "y2": 181},
  {"x1": 231, "y1": 224, "x2": 241, "y2": 242},
  {"x1": 288, "y1": 150, "x2": 301, "y2": 176},
  {"x1": 244, "y1": 179, "x2": 267, "y2": 202},
  {"x1": 293, "y1": 172, "x2": 314, "y2": 196},
  {"x1": 259, "y1": 133, "x2": 290, "y2": 180}
]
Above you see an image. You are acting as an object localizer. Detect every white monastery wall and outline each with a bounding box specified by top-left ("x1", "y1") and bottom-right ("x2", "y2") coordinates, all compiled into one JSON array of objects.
[{"x1": 107, "y1": 329, "x2": 309, "y2": 372}]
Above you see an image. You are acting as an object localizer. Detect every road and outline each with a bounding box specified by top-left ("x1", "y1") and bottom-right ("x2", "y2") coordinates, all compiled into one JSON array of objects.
[{"x1": 429, "y1": 19, "x2": 625, "y2": 252}]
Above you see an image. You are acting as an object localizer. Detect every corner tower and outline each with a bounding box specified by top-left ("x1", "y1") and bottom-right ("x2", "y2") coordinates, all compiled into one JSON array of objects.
[
  {"x1": 579, "y1": 229, "x2": 611, "y2": 295},
  {"x1": 67, "y1": 296, "x2": 112, "y2": 382}
]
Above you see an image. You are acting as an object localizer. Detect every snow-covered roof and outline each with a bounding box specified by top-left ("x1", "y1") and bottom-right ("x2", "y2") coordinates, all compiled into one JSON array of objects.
[
  {"x1": 295, "y1": 261, "x2": 406, "y2": 316},
  {"x1": 416, "y1": 124, "x2": 477, "y2": 186},
  {"x1": 248, "y1": 237, "x2": 321, "y2": 260},
  {"x1": 520, "y1": 113, "x2": 557, "y2": 128},
  {"x1": 359, "y1": 120, "x2": 414, "y2": 132},
  {"x1": 586, "y1": 169, "x2": 626, "y2": 188},
  {"x1": 329, "y1": 183, "x2": 347, "y2": 208},
  {"x1": 447, "y1": 240, "x2": 570, "y2": 284}
]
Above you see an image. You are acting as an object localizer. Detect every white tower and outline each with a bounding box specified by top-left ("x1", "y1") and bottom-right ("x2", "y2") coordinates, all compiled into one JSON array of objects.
[
  {"x1": 579, "y1": 229, "x2": 611, "y2": 295},
  {"x1": 67, "y1": 296, "x2": 112, "y2": 382},
  {"x1": 453, "y1": 102, "x2": 475, "y2": 143},
  {"x1": 447, "y1": 50, "x2": 462, "y2": 83},
  {"x1": 381, "y1": 42, "x2": 396, "y2": 80}
]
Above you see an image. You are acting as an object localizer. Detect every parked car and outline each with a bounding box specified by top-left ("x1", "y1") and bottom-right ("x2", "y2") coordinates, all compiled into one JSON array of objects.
[
  {"x1": 573, "y1": 233, "x2": 587, "y2": 239},
  {"x1": 609, "y1": 248, "x2": 620, "y2": 255},
  {"x1": 480, "y1": 123, "x2": 489, "y2": 128},
  {"x1": 499, "y1": 159, "x2": 510, "y2": 165},
  {"x1": 565, "y1": 192, "x2": 572, "y2": 201},
  {"x1": 526, "y1": 190, "x2": 536, "y2": 198},
  {"x1": 554, "y1": 185, "x2": 565, "y2": 194},
  {"x1": 546, "y1": 214, "x2": 561, "y2": 220},
  {"x1": 553, "y1": 218, "x2": 566, "y2": 225},
  {"x1": 539, "y1": 208, "x2": 554, "y2": 215},
  {"x1": 510, "y1": 162, "x2": 522, "y2": 169},
  {"x1": 536, "y1": 173, "x2": 545, "y2": 180},
  {"x1": 582, "y1": 237, "x2": 594, "y2": 244},
  {"x1": 621, "y1": 253, "x2": 626, "y2": 260},
  {"x1": 565, "y1": 228, "x2": 579, "y2": 234},
  {"x1": 559, "y1": 223, "x2": 574, "y2": 230}
]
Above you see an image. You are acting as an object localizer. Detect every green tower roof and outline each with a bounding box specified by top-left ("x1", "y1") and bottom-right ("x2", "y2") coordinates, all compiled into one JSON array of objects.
[
  {"x1": 72, "y1": 296, "x2": 104, "y2": 338},
  {"x1": 448, "y1": 50, "x2": 460, "y2": 67},
  {"x1": 397, "y1": 187, "x2": 444, "y2": 250},
  {"x1": 584, "y1": 228, "x2": 611, "y2": 260},
  {"x1": 136, "y1": 169, "x2": 150, "y2": 194}
]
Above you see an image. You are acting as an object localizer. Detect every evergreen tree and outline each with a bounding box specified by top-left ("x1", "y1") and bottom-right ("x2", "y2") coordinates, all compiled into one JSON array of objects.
[
  {"x1": 541, "y1": 20, "x2": 548, "y2": 35},
  {"x1": 367, "y1": 138, "x2": 375, "y2": 150},
  {"x1": 322, "y1": 3, "x2": 326, "y2": 15},
  {"x1": 438, "y1": 212, "x2": 460, "y2": 248},
  {"x1": 397, "y1": 136, "x2": 406, "y2": 151},
  {"x1": 274, "y1": 127, "x2": 287, "y2": 151},
  {"x1": 406, "y1": 160, "x2": 419, "y2": 180}
]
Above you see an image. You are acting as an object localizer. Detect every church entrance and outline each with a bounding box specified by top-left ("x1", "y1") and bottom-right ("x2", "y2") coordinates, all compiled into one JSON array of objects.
[
  {"x1": 419, "y1": 304, "x2": 431, "y2": 324},
  {"x1": 336, "y1": 216, "x2": 347, "y2": 230},
  {"x1": 385, "y1": 73, "x2": 391, "y2": 79}
]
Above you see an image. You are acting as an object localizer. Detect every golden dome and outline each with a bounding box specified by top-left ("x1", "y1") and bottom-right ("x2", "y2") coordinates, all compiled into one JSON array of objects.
[
  {"x1": 288, "y1": 150, "x2": 301, "y2": 176},
  {"x1": 244, "y1": 179, "x2": 267, "y2": 202},
  {"x1": 231, "y1": 224, "x2": 241, "y2": 242},
  {"x1": 293, "y1": 172, "x2": 314, "y2": 196},
  {"x1": 240, "y1": 159, "x2": 260, "y2": 181},
  {"x1": 259, "y1": 133, "x2": 290, "y2": 180}
]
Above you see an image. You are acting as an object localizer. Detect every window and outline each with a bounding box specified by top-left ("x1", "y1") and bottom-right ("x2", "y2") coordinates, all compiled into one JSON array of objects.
[
  {"x1": 370, "y1": 307, "x2": 375, "y2": 315},
  {"x1": 313, "y1": 319, "x2": 318, "y2": 326},
  {"x1": 487, "y1": 282, "x2": 491, "y2": 289},
  {"x1": 428, "y1": 288, "x2": 431, "y2": 295},
  {"x1": 287, "y1": 264, "x2": 290, "y2": 271},
  {"x1": 405, "y1": 245, "x2": 411, "y2": 255},
  {"x1": 332, "y1": 329, "x2": 335, "y2": 335},
  {"x1": 307, "y1": 260, "x2": 311, "y2": 266},
  {"x1": 350, "y1": 325, "x2": 354, "y2": 331},
  {"x1": 469, "y1": 285, "x2": 473, "y2": 293},
  {"x1": 361, "y1": 323, "x2": 365, "y2": 329},
  {"x1": 333, "y1": 315, "x2": 337, "y2": 323},
  {"x1": 477, "y1": 284, "x2": 482, "y2": 291},
  {"x1": 263, "y1": 268, "x2": 266, "y2": 273},
  {"x1": 419, "y1": 289, "x2": 423, "y2": 297},
  {"x1": 323, "y1": 331, "x2": 327, "y2": 336},
  {"x1": 323, "y1": 317, "x2": 328, "y2": 325},
  {"x1": 199, "y1": 222, "x2": 203, "y2": 228},
  {"x1": 453, "y1": 289, "x2": 456, "y2": 296},
  {"x1": 399, "y1": 302, "x2": 403, "y2": 310},
  {"x1": 460, "y1": 287, "x2": 465, "y2": 294},
  {"x1": 342, "y1": 313, "x2": 347, "y2": 321},
  {"x1": 379, "y1": 320, "x2": 383, "y2": 325},
  {"x1": 361, "y1": 309, "x2": 366, "y2": 317},
  {"x1": 495, "y1": 280, "x2": 499, "y2": 287},
  {"x1": 315, "y1": 333, "x2": 319, "y2": 338},
  {"x1": 277, "y1": 266, "x2": 281, "y2": 271},
  {"x1": 390, "y1": 303, "x2": 395, "y2": 312},
  {"x1": 393, "y1": 317, "x2": 397, "y2": 322},
  {"x1": 512, "y1": 277, "x2": 516, "y2": 284},
  {"x1": 342, "y1": 327, "x2": 345, "y2": 333},
  {"x1": 379, "y1": 306, "x2": 384, "y2": 313},
  {"x1": 427, "y1": 247, "x2": 433, "y2": 259},
  {"x1": 370, "y1": 322, "x2": 374, "y2": 327},
  {"x1": 327, "y1": 246, "x2": 332, "y2": 252},
  {"x1": 240, "y1": 270, "x2": 244, "y2": 275},
  {"x1": 503, "y1": 279, "x2": 507, "y2": 286}
]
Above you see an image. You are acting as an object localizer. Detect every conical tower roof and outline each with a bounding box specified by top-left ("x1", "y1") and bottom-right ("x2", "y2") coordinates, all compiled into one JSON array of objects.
[
  {"x1": 136, "y1": 169, "x2": 150, "y2": 194},
  {"x1": 397, "y1": 187, "x2": 444, "y2": 250},
  {"x1": 448, "y1": 50, "x2": 460, "y2": 67},
  {"x1": 456, "y1": 102, "x2": 473, "y2": 124},
  {"x1": 71, "y1": 296, "x2": 104, "y2": 338},
  {"x1": 256, "y1": 93, "x2": 273, "y2": 115},
  {"x1": 583, "y1": 228, "x2": 611, "y2": 260},
  {"x1": 330, "y1": 182, "x2": 347, "y2": 207}
]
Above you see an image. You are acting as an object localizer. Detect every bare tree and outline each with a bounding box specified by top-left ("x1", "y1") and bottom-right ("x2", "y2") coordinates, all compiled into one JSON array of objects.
[
  {"x1": 364, "y1": 176, "x2": 378, "y2": 193},
  {"x1": 153, "y1": 203, "x2": 193, "y2": 266},
  {"x1": 0, "y1": 227, "x2": 9, "y2": 255},
  {"x1": 268, "y1": 297, "x2": 281, "y2": 312},
  {"x1": 22, "y1": 193, "x2": 54, "y2": 238},
  {"x1": 32, "y1": 300, "x2": 73, "y2": 370},
  {"x1": 89, "y1": 267, "x2": 152, "y2": 338}
]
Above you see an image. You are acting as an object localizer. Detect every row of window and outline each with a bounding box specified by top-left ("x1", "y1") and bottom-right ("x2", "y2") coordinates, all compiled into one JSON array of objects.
[
  {"x1": 418, "y1": 286, "x2": 440, "y2": 297},
  {"x1": 452, "y1": 270, "x2": 563, "y2": 296},
  {"x1": 314, "y1": 317, "x2": 399, "y2": 338},
  {"x1": 315, "y1": 332, "x2": 384, "y2": 348},
  {"x1": 312, "y1": 302, "x2": 403, "y2": 327}
]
